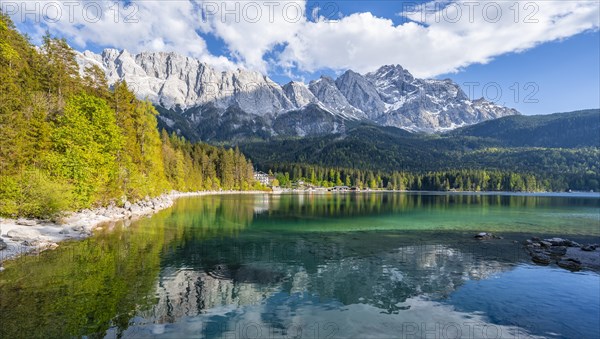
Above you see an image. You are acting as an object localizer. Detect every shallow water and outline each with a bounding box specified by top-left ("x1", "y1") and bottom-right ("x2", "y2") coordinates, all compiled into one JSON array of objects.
[{"x1": 0, "y1": 192, "x2": 599, "y2": 338}]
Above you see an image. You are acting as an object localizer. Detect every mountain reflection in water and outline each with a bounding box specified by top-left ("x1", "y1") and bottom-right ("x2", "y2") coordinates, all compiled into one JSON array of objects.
[{"x1": 0, "y1": 193, "x2": 598, "y2": 338}]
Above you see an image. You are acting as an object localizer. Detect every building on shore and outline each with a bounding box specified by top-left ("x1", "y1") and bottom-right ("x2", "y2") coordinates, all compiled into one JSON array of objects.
[
  {"x1": 254, "y1": 171, "x2": 273, "y2": 186},
  {"x1": 329, "y1": 186, "x2": 351, "y2": 191}
]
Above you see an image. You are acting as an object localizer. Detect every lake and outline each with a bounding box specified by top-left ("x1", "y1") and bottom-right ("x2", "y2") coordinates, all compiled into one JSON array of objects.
[{"x1": 0, "y1": 192, "x2": 599, "y2": 338}]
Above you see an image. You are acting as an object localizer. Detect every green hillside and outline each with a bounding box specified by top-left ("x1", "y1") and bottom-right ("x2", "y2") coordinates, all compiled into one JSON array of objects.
[
  {"x1": 238, "y1": 112, "x2": 600, "y2": 191},
  {"x1": 449, "y1": 109, "x2": 600, "y2": 148}
]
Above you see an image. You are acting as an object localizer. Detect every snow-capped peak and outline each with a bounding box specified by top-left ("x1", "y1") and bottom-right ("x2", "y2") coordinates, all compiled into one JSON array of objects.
[{"x1": 75, "y1": 49, "x2": 519, "y2": 137}]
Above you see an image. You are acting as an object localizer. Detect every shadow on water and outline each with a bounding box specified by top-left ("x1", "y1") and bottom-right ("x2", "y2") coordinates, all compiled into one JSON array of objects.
[{"x1": 0, "y1": 193, "x2": 598, "y2": 338}]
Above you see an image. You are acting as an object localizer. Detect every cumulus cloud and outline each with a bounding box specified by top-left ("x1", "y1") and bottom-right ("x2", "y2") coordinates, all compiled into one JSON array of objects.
[
  {"x1": 3, "y1": 0, "x2": 598, "y2": 78},
  {"x1": 278, "y1": 0, "x2": 600, "y2": 77},
  {"x1": 1, "y1": 0, "x2": 238, "y2": 70},
  {"x1": 200, "y1": 0, "x2": 308, "y2": 73}
]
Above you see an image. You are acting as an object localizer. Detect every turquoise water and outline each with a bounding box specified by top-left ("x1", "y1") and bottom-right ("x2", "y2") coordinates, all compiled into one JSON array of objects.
[{"x1": 0, "y1": 192, "x2": 598, "y2": 338}]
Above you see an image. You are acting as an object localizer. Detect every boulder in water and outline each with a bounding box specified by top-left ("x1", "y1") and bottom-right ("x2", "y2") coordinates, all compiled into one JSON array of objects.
[
  {"x1": 474, "y1": 232, "x2": 501, "y2": 240},
  {"x1": 581, "y1": 244, "x2": 597, "y2": 252},
  {"x1": 531, "y1": 252, "x2": 552, "y2": 265},
  {"x1": 544, "y1": 238, "x2": 580, "y2": 247},
  {"x1": 557, "y1": 258, "x2": 582, "y2": 271},
  {"x1": 549, "y1": 246, "x2": 568, "y2": 256}
]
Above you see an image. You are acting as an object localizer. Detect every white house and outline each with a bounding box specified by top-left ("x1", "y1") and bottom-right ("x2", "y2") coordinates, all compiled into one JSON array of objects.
[{"x1": 254, "y1": 171, "x2": 272, "y2": 186}]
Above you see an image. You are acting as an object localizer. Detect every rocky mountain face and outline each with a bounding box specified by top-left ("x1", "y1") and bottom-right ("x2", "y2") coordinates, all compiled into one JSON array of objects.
[
  {"x1": 76, "y1": 49, "x2": 518, "y2": 141},
  {"x1": 282, "y1": 81, "x2": 317, "y2": 108}
]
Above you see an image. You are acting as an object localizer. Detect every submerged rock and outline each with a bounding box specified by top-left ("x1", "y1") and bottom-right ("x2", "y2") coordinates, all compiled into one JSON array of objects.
[
  {"x1": 548, "y1": 246, "x2": 568, "y2": 256},
  {"x1": 557, "y1": 258, "x2": 582, "y2": 271},
  {"x1": 544, "y1": 238, "x2": 580, "y2": 247},
  {"x1": 525, "y1": 236, "x2": 600, "y2": 271},
  {"x1": 544, "y1": 238, "x2": 567, "y2": 246},
  {"x1": 581, "y1": 244, "x2": 597, "y2": 252},
  {"x1": 474, "y1": 232, "x2": 502, "y2": 240},
  {"x1": 0, "y1": 239, "x2": 7, "y2": 250},
  {"x1": 531, "y1": 251, "x2": 552, "y2": 265}
]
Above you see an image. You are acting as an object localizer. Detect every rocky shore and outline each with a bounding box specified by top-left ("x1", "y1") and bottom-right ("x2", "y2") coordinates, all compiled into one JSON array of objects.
[
  {"x1": 0, "y1": 190, "x2": 267, "y2": 267},
  {"x1": 472, "y1": 232, "x2": 600, "y2": 271},
  {"x1": 524, "y1": 237, "x2": 600, "y2": 271}
]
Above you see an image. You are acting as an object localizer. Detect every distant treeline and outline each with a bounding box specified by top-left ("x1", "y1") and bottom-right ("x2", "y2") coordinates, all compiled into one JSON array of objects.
[
  {"x1": 0, "y1": 13, "x2": 259, "y2": 218},
  {"x1": 243, "y1": 115, "x2": 599, "y2": 192},
  {"x1": 268, "y1": 164, "x2": 598, "y2": 192}
]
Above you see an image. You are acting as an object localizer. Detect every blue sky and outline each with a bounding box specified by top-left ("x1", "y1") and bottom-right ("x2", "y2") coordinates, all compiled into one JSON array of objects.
[
  {"x1": 4, "y1": 0, "x2": 599, "y2": 115},
  {"x1": 439, "y1": 30, "x2": 600, "y2": 115}
]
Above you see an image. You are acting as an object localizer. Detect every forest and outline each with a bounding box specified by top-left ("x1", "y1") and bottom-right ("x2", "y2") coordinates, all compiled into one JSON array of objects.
[
  {"x1": 267, "y1": 164, "x2": 597, "y2": 192},
  {"x1": 241, "y1": 116, "x2": 600, "y2": 192},
  {"x1": 0, "y1": 13, "x2": 259, "y2": 218}
]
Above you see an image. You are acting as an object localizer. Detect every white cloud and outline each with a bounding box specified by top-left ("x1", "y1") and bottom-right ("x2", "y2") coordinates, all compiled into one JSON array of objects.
[
  {"x1": 200, "y1": 0, "x2": 308, "y2": 73},
  {"x1": 4, "y1": 0, "x2": 598, "y2": 78},
  {"x1": 278, "y1": 0, "x2": 600, "y2": 77},
  {"x1": 2, "y1": 0, "x2": 239, "y2": 70}
]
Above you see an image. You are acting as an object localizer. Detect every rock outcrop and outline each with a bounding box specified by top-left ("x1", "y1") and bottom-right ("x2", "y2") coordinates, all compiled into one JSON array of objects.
[{"x1": 76, "y1": 49, "x2": 519, "y2": 140}]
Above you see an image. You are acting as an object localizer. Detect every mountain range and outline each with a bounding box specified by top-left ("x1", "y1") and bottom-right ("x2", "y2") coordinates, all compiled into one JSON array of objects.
[{"x1": 76, "y1": 49, "x2": 518, "y2": 141}]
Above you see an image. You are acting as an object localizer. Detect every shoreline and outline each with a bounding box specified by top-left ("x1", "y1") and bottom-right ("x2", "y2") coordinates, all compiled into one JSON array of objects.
[
  {"x1": 0, "y1": 190, "x2": 268, "y2": 266},
  {"x1": 2, "y1": 189, "x2": 598, "y2": 267},
  {"x1": 272, "y1": 188, "x2": 599, "y2": 198}
]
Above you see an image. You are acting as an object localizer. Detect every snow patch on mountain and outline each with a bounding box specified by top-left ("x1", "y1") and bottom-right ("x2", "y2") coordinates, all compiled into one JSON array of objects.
[{"x1": 76, "y1": 49, "x2": 519, "y2": 138}]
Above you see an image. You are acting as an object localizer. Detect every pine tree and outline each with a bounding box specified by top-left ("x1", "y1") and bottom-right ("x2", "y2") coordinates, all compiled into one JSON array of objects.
[{"x1": 41, "y1": 34, "x2": 79, "y2": 99}]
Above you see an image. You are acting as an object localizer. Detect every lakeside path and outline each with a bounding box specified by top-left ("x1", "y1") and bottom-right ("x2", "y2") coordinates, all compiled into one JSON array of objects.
[{"x1": 0, "y1": 190, "x2": 268, "y2": 266}]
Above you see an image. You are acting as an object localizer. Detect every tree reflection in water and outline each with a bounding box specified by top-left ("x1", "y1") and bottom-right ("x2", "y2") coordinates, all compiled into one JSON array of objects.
[{"x1": 1, "y1": 193, "x2": 598, "y2": 338}]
